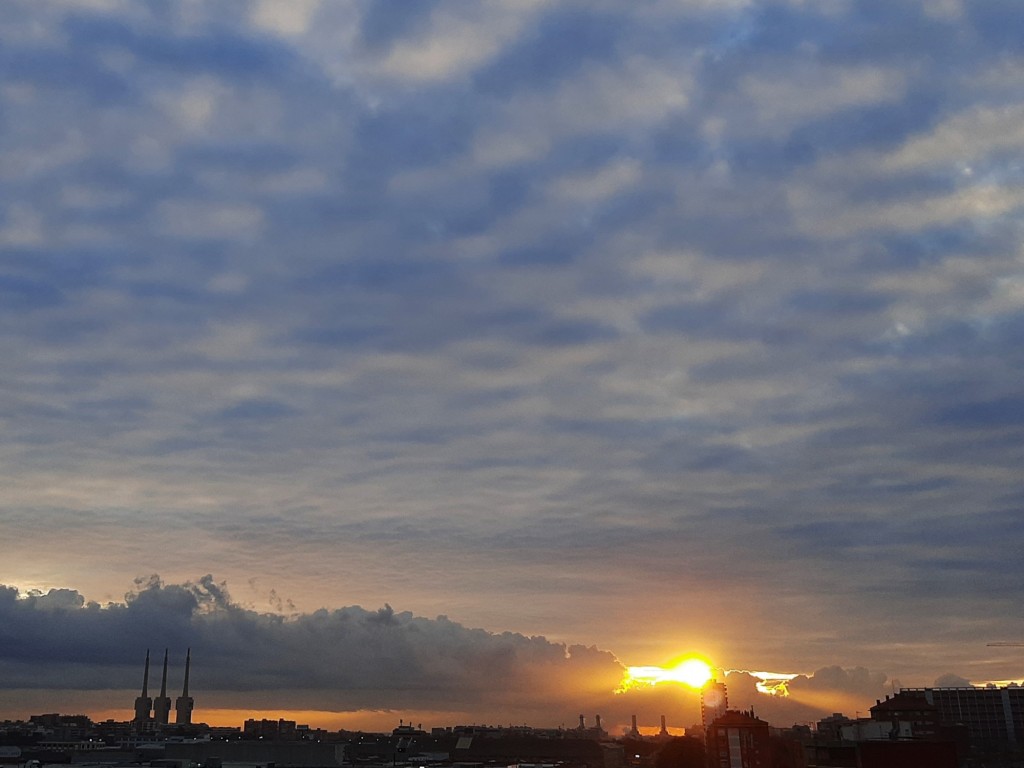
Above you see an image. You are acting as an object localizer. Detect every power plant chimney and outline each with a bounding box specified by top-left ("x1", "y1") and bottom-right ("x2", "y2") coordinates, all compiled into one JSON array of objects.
[
  {"x1": 631, "y1": 715, "x2": 638, "y2": 736},
  {"x1": 133, "y1": 650, "x2": 153, "y2": 726},
  {"x1": 153, "y1": 649, "x2": 171, "y2": 725},
  {"x1": 659, "y1": 715, "x2": 668, "y2": 736},
  {"x1": 175, "y1": 648, "x2": 194, "y2": 725},
  {"x1": 595, "y1": 714, "x2": 603, "y2": 732},
  {"x1": 579, "y1": 714, "x2": 586, "y2": 730}
]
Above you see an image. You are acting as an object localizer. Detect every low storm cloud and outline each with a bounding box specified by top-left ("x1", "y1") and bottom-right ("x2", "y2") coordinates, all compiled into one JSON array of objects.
[
  {"x1": 0, "y1": 576, "x2": 622, "y2": 715},
  {"x1": 1, "y1": 576, "x2": 911, "y2": 730}
]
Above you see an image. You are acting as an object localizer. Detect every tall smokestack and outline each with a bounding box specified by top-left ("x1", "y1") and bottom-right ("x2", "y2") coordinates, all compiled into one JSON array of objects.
[
  {"x1": 175, "y1": 648, "x2": 194, "y2": 725},
  {"x1": 595, "y1": 715, "x2": 602, "y2": 732},
  {"x1": 153, "y1": 649, "x2": 171, "y2": 725},
  {"x1": 579, "y1": 714, "x2": 586, "y2": 730},
  {"x1": 133, "y1": 650, "x2": 153, "y2": 726},
  {"x1": 659, "y1": 715, "x2": 667, "y2": 736},
  {"x1": 161, "y1": 650, "x2": 168, "y2": 696},
  {"x1": 631, "y1": 715, "x2": 638, "y2": 735}
]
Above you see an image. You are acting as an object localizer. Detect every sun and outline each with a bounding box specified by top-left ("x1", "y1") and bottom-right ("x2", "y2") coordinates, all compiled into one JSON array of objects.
[
  {"x1": 672, "y1": 657, "x2": 713, "y2": 688},
  {"x1": 619, "y1": 656, "x2": 714, "y2": 692}
]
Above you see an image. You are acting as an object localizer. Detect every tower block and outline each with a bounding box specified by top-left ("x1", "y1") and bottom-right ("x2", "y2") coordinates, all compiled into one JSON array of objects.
[{"x1": 701, "y1": 679, "x2": 729, "y2": 731}]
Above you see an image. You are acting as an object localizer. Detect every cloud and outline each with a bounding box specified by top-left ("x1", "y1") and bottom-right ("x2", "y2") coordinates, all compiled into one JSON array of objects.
[
  {"x1": 736, "y1": 64, "x2": 907, "y2": 136},
  {"x1": 250, "y1": 0, "x2": 320, "y2": 37},
  {"x1": 358, "y1": 2, "x2": 544, "y2": 84},
  {"x1": 2, "y1": 0, "x2": 1024, "y2": 709},
  {"x1": 707, "y1": 668, "x2": 892, "y2": 726},
  {"x1": 882, "y1": 105, "x2": 1024, "y2": 172},
  {"x1": 934, "y1": 673, "x2": 971, "y2": 687},
  {"x1": 0, "y1": 576, "x2": 624, "y2": 714},
  {"x1": 0, "y1": 577, "x2": 914, "y2": 731},
  {"x1": 156, "y1": 201, "x2": 264, "y2": 240}
]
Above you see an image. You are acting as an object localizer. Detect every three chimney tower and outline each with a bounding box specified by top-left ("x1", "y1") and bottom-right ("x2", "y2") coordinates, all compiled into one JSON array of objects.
[{"x1": 133, "y1": 648, "x2": 193, "y2": 727}]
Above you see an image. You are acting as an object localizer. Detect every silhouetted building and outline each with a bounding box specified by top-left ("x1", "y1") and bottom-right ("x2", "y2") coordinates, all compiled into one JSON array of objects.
[
  {"x1": 901, "y1": 684, "x2": 1024, "y2": 749},
  {"x1": 575, "y1": 714, "x2": 607, "y2": 740},
  {"x1": 868, "y1": 692, "x2": 939, "y2": 739},
  {"x1": 706, "y1": 710, "x2": 771, "y2": 768},
  {"x1": 839, "y1": 720, "x2": 912, "y2": 742},
  {"x1": 814, "y1": 713, "x2": 853, "y2": 743},
  {"x1": 28, "y1": 713, "x2": 93, "y2": 730},
  {"x1": 392, "y1": 720, "x2": 427, "y2": 737},
  {"x1": 244, "y1": 718, "x2": 300, "y2": 740}
]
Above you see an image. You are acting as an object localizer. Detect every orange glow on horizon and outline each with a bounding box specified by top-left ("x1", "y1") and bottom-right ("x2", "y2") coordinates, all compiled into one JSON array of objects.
[
  {"x1": 619, "y1": 656, "x2": 714, "y2": 691},
  {"x1": 202, "y1": 709, "x2": 401, "y2": 730},
  {"x1": 78, "y1": 709, "x2": 694, "y2": 736},
  {"x1": 83, "y1": 708, "x2": 416, "y2": 732},
  {"x1": 634, "y1": 725, "x2": 685, "y2": 737}
]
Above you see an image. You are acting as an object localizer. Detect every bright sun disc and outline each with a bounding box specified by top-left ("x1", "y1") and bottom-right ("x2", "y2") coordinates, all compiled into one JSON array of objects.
[
  {"x1": 674, "y1": 658, "x2": 713, "y2": 688},
  {"x1": 621, "y1": 656, "x2": 714, "y2": 691}
]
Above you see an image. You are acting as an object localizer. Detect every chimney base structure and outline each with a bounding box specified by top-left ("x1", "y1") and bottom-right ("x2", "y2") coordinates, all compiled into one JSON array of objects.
[{"x1": 153, "y1": 649, "x2": 172, "y2": 725}]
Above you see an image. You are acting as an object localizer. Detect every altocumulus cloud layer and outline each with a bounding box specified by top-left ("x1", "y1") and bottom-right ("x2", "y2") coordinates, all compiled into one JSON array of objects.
[{"x1": 2, "y1": 0, "x2": 1024, "y2": 704}]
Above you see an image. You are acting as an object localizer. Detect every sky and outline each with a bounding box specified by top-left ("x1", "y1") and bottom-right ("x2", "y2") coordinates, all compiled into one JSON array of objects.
[{"x1": 1, "y1": 0, "x2": 1024, "y2": 733}]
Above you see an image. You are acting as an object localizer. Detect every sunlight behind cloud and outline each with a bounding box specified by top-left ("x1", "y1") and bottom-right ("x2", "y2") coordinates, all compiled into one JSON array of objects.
[
  {"x1": 726, "y1": 670, "x2": 801, "y2": 697},
  {"x1": 619, "y1": 657, "x2": 713, "y2": 691}
]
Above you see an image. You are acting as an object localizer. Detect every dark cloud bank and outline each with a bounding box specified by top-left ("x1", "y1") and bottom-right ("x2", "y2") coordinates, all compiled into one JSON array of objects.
[
  {"x1": 0, "y1": 576, "x2": 620, "y2": 713},
  {"x1": 0, "y1": 576, "x2": 948, "y2": 727}
]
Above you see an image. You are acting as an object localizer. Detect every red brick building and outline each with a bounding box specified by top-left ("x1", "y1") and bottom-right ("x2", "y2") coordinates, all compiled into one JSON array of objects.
[{"x1": 706, "y1": 710, "x2": 772, "y2": 768}]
